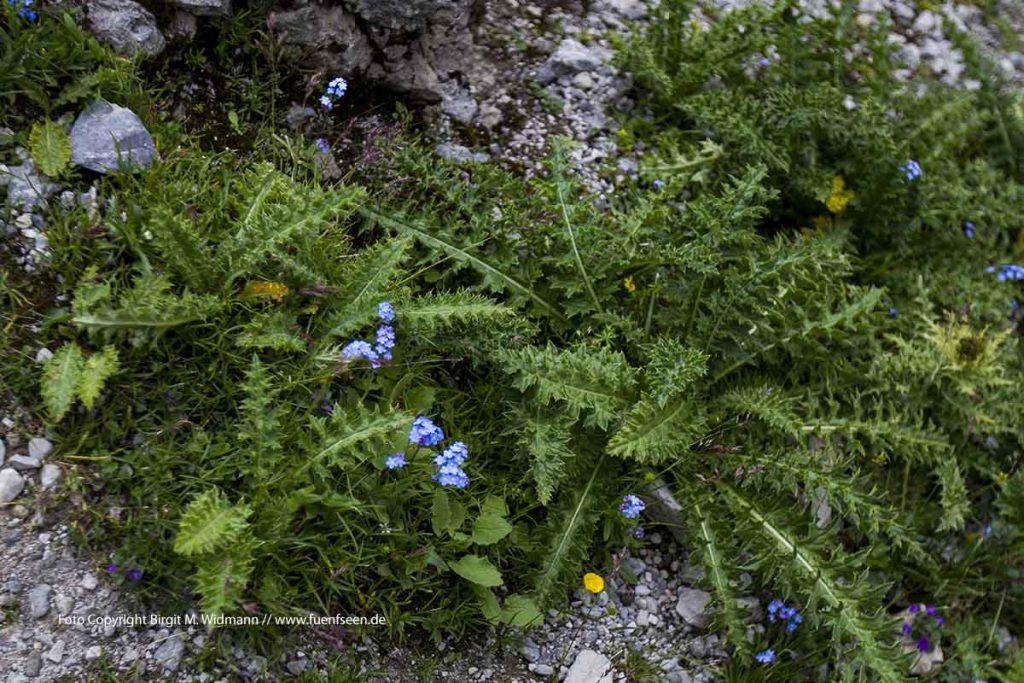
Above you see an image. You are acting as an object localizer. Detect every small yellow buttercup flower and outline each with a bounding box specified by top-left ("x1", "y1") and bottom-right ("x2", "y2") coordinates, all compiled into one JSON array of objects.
[
  {"x1": 996, "y1": 471, "x2": 1010, "y2": 486},
  {"x1": 583, "y1": 572, "x2": 605, "y2": 594},
  {"x1": 623, "y1": 276, "x2": 637, "y2": 293},
  {"x1": 826, "y1": 175, "x2": 855, "y2": 214}
]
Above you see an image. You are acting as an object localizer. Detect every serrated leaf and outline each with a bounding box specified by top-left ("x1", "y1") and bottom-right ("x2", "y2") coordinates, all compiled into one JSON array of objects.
[
  {"x1": 41, "y1": 344, "x2": 84, "y2": 421},
  {"x1": 30, "y1": 120, "x2": 71, "y2": 177},
  {"x1": 174, "y1": 489, "x2": 253, "y2": 557},
  {"x1": 451, "y1": 555, "x2": 503, "y2": 587},
  {"x1": 77, "y1": 346, "x2": 119, "y2": 408}
]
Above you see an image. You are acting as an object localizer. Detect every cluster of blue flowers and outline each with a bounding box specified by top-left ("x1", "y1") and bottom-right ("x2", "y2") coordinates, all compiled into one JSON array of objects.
[
  {"x1": 340, "y1": 302, "x2": 397, "y2": 368},
  {"x1": 319, "y1": 76, "x2": 348, "y2": 111},
  {"x1": 314, "y1": 138, "x2": 330, "y2": 154},
  {"x1": 964, "y1": 221, "x2": 975, "y2": 239},
  {"x1": 755, "y1": 649, "x2": 776, "y2": 665},
  {"x1": 986, "y1": 264, "x2": 1024, "y2": 282},
  {"x1": 8, "y1": 0, "x2": 37, "y2": 20},
  {"x1": 619, "y1": 494, "x2": 645, "y2": 519},
  {"x1": 403, "y1": 415, "x2": 471, "y2": 488},
  {"x1": 652, "y1": 179, "x2": 666, "y2": 191},
  {"x1": 767, "y1": 599, "x2": 803, "y2": 633},
  {"x1": 409, "y1": 415, "x2": 444, "y2": 446},
  {"x1": 433, "y1": 441, "x2": 470, "y2": 488},
  {"x1": 384, "y1": 453, "x2": 406, "y2": 470},
  {"x1": 901, "y1": 160, "x2": 922, "y2": 182}
]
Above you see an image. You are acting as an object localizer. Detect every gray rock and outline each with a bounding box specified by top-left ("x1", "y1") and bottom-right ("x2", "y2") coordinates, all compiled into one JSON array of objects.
[
  {"x1": 55, "y1": 593, "x2": 75, "y2": 615},
  {"x1": 271, "y1": 5, "x2": 374, "y2": 75},
  {"x1": 86, "y1": 0, "x2": 165, "y2": 57},
  {"x1": 519, "y1": 637, "x2": 541, "y2": 663},
  {"x1": 564, "y1": 649, "x2": 612, "y2": 683},
  {"x1": 595, "y1": 0, "x2": 647, "y2": 20},
  {"x1": 643, "y1": 479, "x2": 686, "y2": 543},
  {"x1": 0, "y1": 437, "x2": 5, "y2": 463},
  {"x1": 81, "y1": 573, "x2": 99, "y2": 590},
  {"x1": 166, "y1": 12, "x2": 198, "y2": 42},
  {"x1": 435, "y1": 143, "x2": 489, "y2": 164},
  {"x1": 534, "y1": 663, "x2": 555, "y2": 676},
  {"x1": 27, "y1": 437, "x2": 52, "y2": 460},
  {"x1": 46, "y1": 640, "x2": 65, "y2": 663},
  {"x1": 1, "y1": 159, "x2": 61, "y2": 211},
  {"x1": 85, "y1": 645, "x2": 103, "y2": 661},
  {"x1": 40, "y1": 464, "x2": 61, "y2": 490},
  {"x1": 547, "y1": 39, "x2": 609, "y2": 76},
  {"x1": 154, "y1": 633, "x2": 185, "y2": 671},
  {"x1": 8, "y1": 454, "x2": 42, "y2": 471},
  {"x1": 0, "y1": 468, "x2": 25, "y2": 503},
  {"x1": 441, "y1": 93, "x2": 479, "y2": 125},
  {"x1": 70, "y1": 101, "x2": 156, "y2": 174},
  {"x1": 28, "y1": 584, "x2": 52, "y2": 619},
  {"x1": 24, "y1": 651, "x2": 42, "y2": 677},
  {"x1": 675, "y1": 587, "x2": 713, "y2": 628},
  {"x1": 169, "y1": 0, "x2": 229, "y2": 17},
  {"x1": 810, "y1": 485, "x2": 831, "y2": 529}
]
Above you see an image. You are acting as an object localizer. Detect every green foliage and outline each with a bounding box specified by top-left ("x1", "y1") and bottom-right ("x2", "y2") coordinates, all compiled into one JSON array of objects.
[
  {"x1": 28, "y1": 120, "x2": 70, "y2": 176},
  {"x1": 41, "y1": 343, "x2": 119, "y2": 420},
  {"x1": 17, "y1": 0, "x2": 1024, "y2": 678}
]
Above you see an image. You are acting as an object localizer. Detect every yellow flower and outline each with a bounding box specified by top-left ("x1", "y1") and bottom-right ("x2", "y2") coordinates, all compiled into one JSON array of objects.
[
  {"x1": 996, "y1": 471, "x2": 1010, "y2": 486},
  {"x1": 623, "y1": 276, "x2": 637, "y2": 293},
  {"x1": 238, "y1": 280, "x2": 289, "y2": 303},
  {"x1": 826, "y1": 175, "x2": 855, "y2": 214},
  {"x1": 583, "y1": 572, "x2": 605, "y2": 594}
]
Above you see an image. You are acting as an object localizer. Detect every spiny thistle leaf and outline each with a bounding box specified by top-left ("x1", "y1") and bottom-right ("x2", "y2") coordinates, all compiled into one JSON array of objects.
[
  {"x1": 41, "y1": 343, "x2": 83, "y2": 421},
  {"x1": 608, "y1": 395, "x2": 706, "y2": 464},
  {"x1": 77, "y1": 346, "x2": 119, "y2": 409},
  {"x1": 174, "y1": 489, "x2": 253, "y2": 557}
]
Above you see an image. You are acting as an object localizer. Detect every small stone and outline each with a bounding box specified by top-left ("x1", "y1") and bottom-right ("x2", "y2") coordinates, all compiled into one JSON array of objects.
[
  {"x1": 675, "y1": 587, "x2": 713, "y2": 628},
  {"x1": 0, "y1": 437, "x2": 5, "y2": 463},
  {"x1": 8, "y1": 454, "x2": 42, "y2": 471},
  {"x1": 572, "y1": 72, "x2": 594, "y2": 90},
  {"x1": 81, "y1": 573, "x2": 99, "y2": 590},
  {"x1": 34, "y1": 347, "x2": 53, "y2": 363},
  {"x1": 534, "y1": 663, "x2": 554, "y2": 676},
  {"x1": 70, "y1": 100, "x2": 156, "y2": 174},
  {"x1": 40, "y1": 464, "x2": 61, "y2": 490},
  {"x1": 168, "y1": 0, "x2": 229, "y2": 17},
  {"x1": 435, "y1": 143, "x2": 490, "y2": 164},
  {"x1": 154, "y1": 633, "x2": 185, "y2": 671},
  {"x1": 86, "y1": 0, "x2": 165, "y2": 57},
  {"x1": 547, "y1": 38, "x2": 609, "y2": 76},
  {"x1": 520, "y1": 637, "x2": 541, "y2": 663},
  {"x1": 565, "y1": 649, "x2": 611, "y2": 683},
  {"x1": 85, "y1": 645, "x2": 103, "y2": 661},
  {"x1": 28, "y1": 584, "x2": 52, "y2": 618},
  {"x1": 24, "y1": 651, "x2": 42, "y2": 677},
  {"x1": 45, "y1": 639, "x2": 65, "y2": 663},
  {"x1": 28, "y1": 438, "x2": 52, "y2": 459},
  {"x1": 0, "y1": 468, "x2": 26, "y2": 503},
  {"x1": 55, "y1": 594, "x2": 75, "y2": 615}
]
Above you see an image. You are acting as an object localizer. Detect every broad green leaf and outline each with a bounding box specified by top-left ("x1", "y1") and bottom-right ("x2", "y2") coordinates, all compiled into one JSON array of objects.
[
  {"x1": 451, "y1": 555, "x2": 503, "y2": 587},
  {"x1": 29, "y1": 120, "x2": 71, "y2": 176},
  {"x1": 431, "y1": 490, "x2": 452, "y2": 537},
  {"x1": 470, "y1": 585, "x2": 501, "y2": 622},
  {"x1": 500, "y1": 595, "x2": 542, "y2": 627},
  {"x1": 471, "y1": 511, "x2": 513, "y2": 546}
]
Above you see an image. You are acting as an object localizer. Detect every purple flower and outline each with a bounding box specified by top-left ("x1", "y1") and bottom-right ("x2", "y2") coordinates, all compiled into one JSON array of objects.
[
  {"x1": 755, "y1": 649, "x2": 776, "y2": 665},
  {"x1": 127, "y1": 568, "x2": 143, "y2": 581},
  {"x1": 619, "y1": 494, "x2": 646, "y2": 519},
  {"x1": 384, "y1": 452, "x2": 406, "y2": 470},
  {"x1": 632, "y1": 527, "x2": 645, "y2": 539},
  {"x1": 908, "y1": 604, "x2": 920, "y2": 613},
  {"x1": 767, "y1": 599, "x2": 784, "y2": 621},
  {"x1": 888, "y1": 307, "x2": 898, "y2": 318},
  {"x1": 8, "y1": 0, "x2": 37, "y2": 20},
  {"x1": 434, "y1": 466, "x2": 469, "y2": 488},
  {"x1": 935, "y1": 616, "x2": 945, "y2": 627},
  {"x1": 652, "y1": 179, "x2": 665, "y2": 191},
  {"x1": 902, "y1": 621, "x2": 912, "y2": 636},
  {"x1": 925, "y1": 604, "x2": 936, "y2": 617},
  {"x1": 409, "y1": 416, "x2": 445, "y2": 447},
  {"x1": 964, "y1": 221, "x2": 975, "y2": 239},
  {"x1": 314, "y1": 138, "x2": 330, "y2": 154},
  {"x1": 917, "y1": 636, "x2": 930, "y2": 653},
  {"x1": 105, "y1": 562, "x2": 118, "y2": 573}
]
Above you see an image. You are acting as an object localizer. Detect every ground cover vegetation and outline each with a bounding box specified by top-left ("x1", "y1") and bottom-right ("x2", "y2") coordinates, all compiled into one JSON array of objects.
[{"x1": 2, "y1": 0, "x2": 1024, "y2": 679}]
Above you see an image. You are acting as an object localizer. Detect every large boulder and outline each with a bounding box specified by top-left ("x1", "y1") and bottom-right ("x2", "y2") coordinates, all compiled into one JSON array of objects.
[{"x1": 86, "y1": 0, "x2": 165, "y2": 57}]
